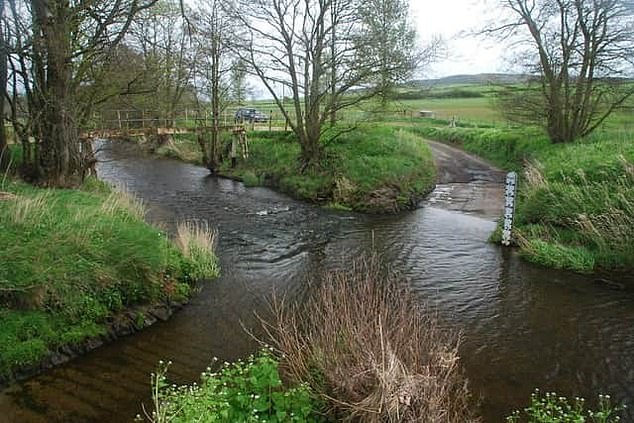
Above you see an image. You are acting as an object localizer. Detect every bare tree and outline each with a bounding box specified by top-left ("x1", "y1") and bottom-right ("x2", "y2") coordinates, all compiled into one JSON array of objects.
[
  {"x1": 230, "y1": 0, "x2": 331, "y2": 167},
  {"x1": 486, "y1": 0, "x2": 634, "y2": 143},
  {"x1": 192, "y1": 0, "x2": 235, "y2": 171},
  {"x1": 129, "y1": 0, "x2": 197, "y2": 127},
  {"x1": 5, "y1": 0, "x2": 158, "y2": 186},
  {"x1": 230, "y1": 0, "x2": 439, "y2": 167}
]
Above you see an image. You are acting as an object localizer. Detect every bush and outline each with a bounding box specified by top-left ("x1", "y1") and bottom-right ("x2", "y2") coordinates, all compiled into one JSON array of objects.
[
  {"x1": 262, "y1": 254, "x2": 478, "y2": 422},
  {"x1": 507, "y1": 390, "x2": 626, "y2": 422},
  {"x1": 139, "y1": 351, "x2": 321, "y2": 423}
]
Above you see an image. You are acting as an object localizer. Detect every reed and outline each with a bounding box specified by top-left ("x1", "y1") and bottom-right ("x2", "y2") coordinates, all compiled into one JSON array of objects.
[{"x1": 262, "y1": 254, "x2": 478, "y2": 422}]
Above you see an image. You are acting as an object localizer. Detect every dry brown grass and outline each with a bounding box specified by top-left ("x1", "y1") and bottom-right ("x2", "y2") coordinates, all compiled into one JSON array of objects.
[
  {"x1": 100, "y1": 188, "x2": 146, "y2": 220},
  {"x1": 7, "y1": 191, "x2": 51, "y2": 224},
  {"x1": 262, "y1": 255, "x2": 479, "y2": 423},
  {"x1": 175, "y1": 220, "x2": 218, "y2": 259},
  {"x1": 173, "y1": 220, "x2": 220, "y2": 280},
  {"x1": 0, "y1": 191, "x2": 17, "y2": 201}
]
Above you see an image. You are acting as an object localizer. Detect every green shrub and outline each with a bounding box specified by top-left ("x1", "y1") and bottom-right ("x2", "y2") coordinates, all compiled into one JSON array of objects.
[
  {"x1": 139, "y1": 350, "x2": 321, "y2": 423},
  {"x1": 507, "y1": 390, "x2": 626, "y2": 422},
  {"x1": 241, "y1": 171, "x2": 260, "y2": 187}
]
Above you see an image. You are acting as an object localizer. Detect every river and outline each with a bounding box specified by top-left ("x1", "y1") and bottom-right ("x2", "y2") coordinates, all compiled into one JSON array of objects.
[{"x1": 1, "y1": 140, "x2": 632, "y2": 422}]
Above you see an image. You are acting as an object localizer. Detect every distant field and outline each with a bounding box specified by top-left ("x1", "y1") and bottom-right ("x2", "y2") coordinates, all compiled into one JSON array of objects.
[
  {"x1": 395, "y1": 97, "x2": 502, "y2": 123},
  {"x1": 95, "y1": 81, "x2": 630, "y2": 132}
]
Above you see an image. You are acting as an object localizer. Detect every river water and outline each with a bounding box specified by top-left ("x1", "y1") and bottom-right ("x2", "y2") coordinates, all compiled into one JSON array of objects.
[{"x1": 1, "y1": 141, "x2": 633, "y2": 422}]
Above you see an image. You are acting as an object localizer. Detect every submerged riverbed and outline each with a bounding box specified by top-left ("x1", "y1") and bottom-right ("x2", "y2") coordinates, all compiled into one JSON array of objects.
[{"x1": 1, "y1": 141, "x2": 633, "y2": 422}]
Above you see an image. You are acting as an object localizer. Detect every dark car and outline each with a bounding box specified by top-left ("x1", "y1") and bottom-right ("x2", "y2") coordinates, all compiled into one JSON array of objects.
[{"x1": 234, "y1": 108, "x2": 269, "y2": 123}]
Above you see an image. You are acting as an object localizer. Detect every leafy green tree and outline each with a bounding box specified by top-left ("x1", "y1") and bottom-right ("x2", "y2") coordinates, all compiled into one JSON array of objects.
[
  {"x1": 230, "y1": 0, "x2": 439, "y2": 167},
  {"x1": 355, "y1": 0, "x2": 423, "y2": 108},
  {"x1": 229, "y1": 59, "x2": 252, "y2": 105}
]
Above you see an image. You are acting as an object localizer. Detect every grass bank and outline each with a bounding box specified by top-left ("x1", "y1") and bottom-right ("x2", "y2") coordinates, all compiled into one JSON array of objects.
[
  {"x1": 0, "y1": 179, "x2": 219, "y2": 381},
  {"x1": 409, "y1": 124, "x2": 634, "y2": 273},
  {"x1": 158, "y1": 125, "x2": 436, "y2": 213},
  {"x1": 217, "y1": 125, "x2": 436, "y2": 213}
]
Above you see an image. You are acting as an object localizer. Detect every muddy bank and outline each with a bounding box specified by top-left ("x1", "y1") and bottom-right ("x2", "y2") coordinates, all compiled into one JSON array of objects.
[{"x1": 424, "y1": 140, "x2": 505, "y2": 220}]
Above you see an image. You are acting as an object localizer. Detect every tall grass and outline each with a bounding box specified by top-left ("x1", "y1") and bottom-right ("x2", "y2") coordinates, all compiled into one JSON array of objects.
[
  {"x1": 262, "y1": 255, "x2": 478, "y2": 422},
  {"x1": 517, "y1": 158, "x2": 634, "y2": 271},
  {"x1": 175, "y1": 220, "x2": 219, "y2": 281},
  {"x1": 100, "y1": 187, "x2": 146, "y2": 220},
  {"x1": 6, "y1": 191, "x2": 51, "y2": 224}
]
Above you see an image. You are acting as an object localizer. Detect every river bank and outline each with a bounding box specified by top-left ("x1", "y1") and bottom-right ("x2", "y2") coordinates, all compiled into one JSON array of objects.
[
  {"x1": 141, "y1": 125, "x2": 437, "y2": 213},
  {"x1": 0, "y1": 179, "x2": 219, "y2": 385},
  {"x1": 409, "y1": 124, "x2": 634, "y2": 273},
  {"x1": 1, "y1": 141, "x2": 632, "y2": 422}
]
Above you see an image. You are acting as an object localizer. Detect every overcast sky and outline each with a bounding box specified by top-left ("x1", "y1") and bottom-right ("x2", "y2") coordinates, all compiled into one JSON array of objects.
[{"x1": 410, "y1": 0, "x2": 507, "y2": 77}]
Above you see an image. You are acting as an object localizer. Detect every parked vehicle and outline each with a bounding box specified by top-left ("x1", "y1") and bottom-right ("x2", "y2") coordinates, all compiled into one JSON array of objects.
[{"x1": 234, "y1": 108, "x2": 269, "y2": 123}]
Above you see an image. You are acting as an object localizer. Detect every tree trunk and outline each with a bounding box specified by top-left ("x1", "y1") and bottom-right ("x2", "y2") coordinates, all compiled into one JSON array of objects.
[
  {"x1": 300, "y1": 116, "x2": 322, "y2": 169},
  {"x1": 34, "y1": 1, "x2": 82, "y2": 186},
  {"x1": 0, "y1": 0, "x2": 9, "y2": 171}
]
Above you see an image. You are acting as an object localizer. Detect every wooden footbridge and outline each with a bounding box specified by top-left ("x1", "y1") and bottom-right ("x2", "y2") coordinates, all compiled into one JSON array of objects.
[
  {"x1": 81, "y1": 107, "x2": 288, "y2": 140},
  {"x1": 79, "y1": 124, "x2": 248, "y2": 141}
]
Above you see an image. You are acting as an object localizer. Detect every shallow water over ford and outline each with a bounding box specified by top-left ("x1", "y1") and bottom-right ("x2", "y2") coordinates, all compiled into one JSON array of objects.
[{"x1": 1, "y1": 141, "x2": 633, "y2": 422}]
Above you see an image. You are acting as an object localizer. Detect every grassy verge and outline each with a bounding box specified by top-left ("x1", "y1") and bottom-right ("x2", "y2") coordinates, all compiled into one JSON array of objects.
[
  {"x1": 215, "y1": 125, "x2": 436, "y2": 213},
  {"x1": 0, "y1": 179, "x2": 219, "y2": 380},
  {"x1": 409, "y1": 123, "x2": 634, "y2": 272}
]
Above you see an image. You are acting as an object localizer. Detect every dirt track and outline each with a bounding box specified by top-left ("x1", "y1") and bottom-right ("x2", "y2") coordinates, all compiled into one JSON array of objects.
[{"x1": 424, "y1": 140, "x2": 506, "y2": 220}]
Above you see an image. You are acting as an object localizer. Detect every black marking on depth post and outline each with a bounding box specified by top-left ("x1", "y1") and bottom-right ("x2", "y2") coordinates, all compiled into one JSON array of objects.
[{"x1": 502, "y1": 172, "x2": 518, "y2": 246}]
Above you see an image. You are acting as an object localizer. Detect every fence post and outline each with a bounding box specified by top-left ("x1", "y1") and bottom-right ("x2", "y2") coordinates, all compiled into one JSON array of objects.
[
  {"x1": 269, "y1": 110, "x2": 273, "y2": 132},
  {"x1": 117, "y1": 110, "x2": 122, "y2": 129}
]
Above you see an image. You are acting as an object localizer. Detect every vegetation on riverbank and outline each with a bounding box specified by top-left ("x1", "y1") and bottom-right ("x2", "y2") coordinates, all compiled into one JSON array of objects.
[
  {"x1": 219, "y1": 126, "x2": 436, "y2": 213},
  {"x1": 141, "y1": 351, "x2": 321, "y2": 422},
  {"x1": 144, "y1": 255, "x2": 477, "y2": 422},
  {"x1": 409, "y1": 124, "x2": 634, "y2": 272},
  {"x1": 507, "y1": 390, "x2": 626, "y2": 422},
  {"x1": 150, "y1": 125, "x2": 435, "y2": 213},
  {"x1": 0, "y1": 180, "x2": 219, "y2": 381}
]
